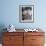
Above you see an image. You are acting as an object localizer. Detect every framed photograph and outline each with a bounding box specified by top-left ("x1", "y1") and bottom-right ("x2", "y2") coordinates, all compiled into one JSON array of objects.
[{"x1": 19, "y1": 5, "x2": 34, "y2": 23}]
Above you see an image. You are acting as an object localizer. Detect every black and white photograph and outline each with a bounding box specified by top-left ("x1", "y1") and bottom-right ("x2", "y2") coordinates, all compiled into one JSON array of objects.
[{"x1": 19, "y1": 5, "x2": 34, "y2": 23}]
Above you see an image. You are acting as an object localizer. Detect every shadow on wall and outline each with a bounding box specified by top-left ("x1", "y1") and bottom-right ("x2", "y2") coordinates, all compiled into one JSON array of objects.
[{"x1": 0, "y1": 24, "x2": 7, "y2": 43}]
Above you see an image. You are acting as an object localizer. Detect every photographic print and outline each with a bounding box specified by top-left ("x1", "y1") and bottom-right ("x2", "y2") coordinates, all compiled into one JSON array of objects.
[{"x1": 19, "y1": 5, "x2": 34, "y2": 23}]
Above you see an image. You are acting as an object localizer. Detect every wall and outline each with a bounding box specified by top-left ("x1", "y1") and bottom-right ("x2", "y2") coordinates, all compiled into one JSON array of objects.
[
  {"x1": 0, "y1": 0, "x2": 46, "y2": 29},
  {"x1": 0, "y1": 0, "x2": 46, "y2": 43}
]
